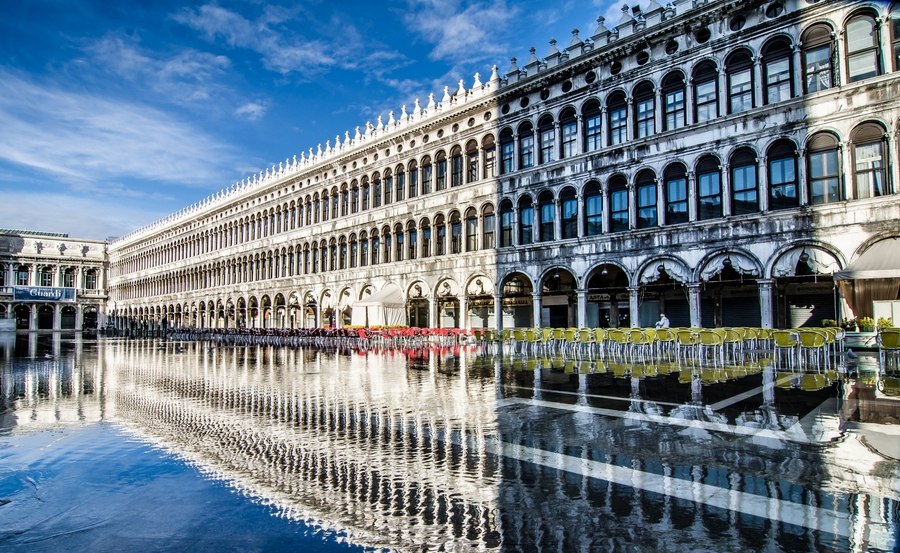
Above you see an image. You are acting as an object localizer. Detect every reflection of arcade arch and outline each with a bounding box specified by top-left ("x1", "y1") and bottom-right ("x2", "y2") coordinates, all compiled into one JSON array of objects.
[
  {"x1": 770, "y1": 244, "x2": 841, "y2": 328},
  {"x1": 539, "y1": 267, "x2": 576, "y2": 327},
  {"x1": 436, "y1": 278, "x2": 459, "y2": 328},
  {"x1": 14, "y1": 305, "x2": 30, "y2": 330},
  {"x1": 698, "y1": 250, "x2": 762, "y2": 327},
  {"x1": 585, "y1": 264, "x2": 630, "y2": 328},
  {"x1": 465, "y1": 275, "x2": 494, "y2": 328},
  {"x1": 407, "y1": 281, "x2": 430, "y2": 328},
  {"x1": 499, "y1": 272, "x2": 534, "y2": 328},
  {"x1": 638, "y1": 257, "x2": 691, "y2": 327}
]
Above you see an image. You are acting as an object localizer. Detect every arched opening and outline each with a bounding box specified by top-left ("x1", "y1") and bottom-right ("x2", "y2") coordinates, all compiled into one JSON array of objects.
[
  {"x1": 541, "y1": 268, "x2": 577, "y2": 327},
  {"x1": 699, "y1": 253, "x2": 761, "y2": 327},
  {"x1": 585, "y1": 264, "x2": 630, "y2": 328},
  {"x1": 500, "y1": 273, "x2": 534, "y2": 328}
]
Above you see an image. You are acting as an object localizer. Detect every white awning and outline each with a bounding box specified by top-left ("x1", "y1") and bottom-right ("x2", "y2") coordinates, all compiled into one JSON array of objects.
[{"x1": 834, "y1": 238, "x2": 900, "y2": 280}]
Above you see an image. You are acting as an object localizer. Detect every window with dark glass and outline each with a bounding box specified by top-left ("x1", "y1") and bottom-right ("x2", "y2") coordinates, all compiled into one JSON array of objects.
[
  {"x1": 664, "y1": 165, "x2": 688, "y2": 224},
  {"x1": 802, "y1": 24, "x2": 834, "y2": 93},
  {"x1": 500, "y1": 202, "x2": 513, "y2": 247},
  {"x1": 482, "y1": 206, "x2": 495, "y2": 249},
  {"x1": 539, "y1": 116, "x2": 556, "y2": 164},
  {"x1": 341, "y1": 188, "x2": 349, "y2": 216},
  {"x1": 422, "y1": 158, "x2": 433, "y2": 194},
  {"x1": 408, "y1": 227, "x2": 417, "y2": 260},
  {"x1": 383, "y1": 173, "x2": 392, "y2": 204},
  {"x1": 451, "y1": 148, "x2": 463, "y2": 187},
  {"x1": 583, "y1": 100, "x2": 602, "y2": 152},
  {"x1": 383, "y1": 231, "x2": 391, "y2": 263},
  {"x1": 846, "y1": 14, "x2": 881, "y2": 82},
  {"x1": 465, "y1": 211, "x2": 478, "y2": 251},
  {"x1": 539, "y1": 192, "x2": 555, "y2": 242},
  {"x1": 436, "y1": 152, "x2": 447, "y2": 191},
  {"x1": 807, "y1": 132, "x2": 841, "y2": 205},
  {"x1": 482, "y1": 136, "x2": 496, "y2": 179},
  {"x1": 894, "y1": 16, "x2": 900, "y2": 70},
  {"x1": 450, "y1": 214, "x2": 462, "y2": 254},
  {"x1": 768, "y1": 140, "x2": 799, "y2": 210},
  {"x1": 608, "y1": 92, "x2": 627, "y2": 145},
  {"x1": 339, "y1": 241, "x2": 347, "y2": 269},
  {"x1": 519, "y1": 197, "x2": 534, "y2": 245},
  {"x1": 730, "y1": 149, "x2": 759, "y2": 214},
  {"x1": 362, "y1": 183, "x2": 370, "y2": 210},
  {"x1": 694, "y1": 61, "x2": 719, "y2": 123},
  {"x1": 696, "y1": 157, "x2": 722, "y2": 220},
  {"x1": 466, "y1": 142, "x2": 478, "y2": 182},
  {"x1": 726, "y1": 50, "x2": 754, "y2": 113},
  {"x1": 635, "y1": 171, "x2": 657, "y2": 229},
  {"x1": 373, "y1": 178, "x2": 382, "y2": 207},
  {"x1": 662, "y1": 72, "x2": 686, "y2": 131},
  {"x1": 350, "y1": 238, "x2": 358, "y2": 268},
  {"x1": 435, "y1": 217, "x2": 446, "y2": 255},
  {"x1": 371, "y1": 236, "x2": 380, "y2": 265},
  {"x1": 584, "y1": 181, "x2": 602, "y2": 235},
  {"x1": 395, "y1": 229, "x2": 404, "y2": 262},
  {"x1": 763, "y1": 38, "x2": 792, "y2": 104},
  {"x1": 609, "y1": 177, "x2": 629, "y2": 232},
  {"x1": 351, "y1": 185, "x2": 359, "y2": 213},
  {"x1": 561, "y1": 188, "x2": 577, "y2": 239},
  {"x1": 409, "y1": 162, "x2": 418, "y2": 198},
  {"x1": 421, "y1": 223, "x2": 431, "y2": 257},
  {"x1": 560, "y1": 109, "x2": 577, "y2": 158},
  {"x1": 500, "y1": 130, "x2": 514, "y2": 174},
  {"x1": 396, "y1": 169, "x2": 405, "y2": 202},
  {"x1": 634, "y1": 82, "x2": 655, "y2": 139},
  {"x1": 519, "y1": 123, "x2": 534, "y2": 169},
  {"x1": 360, "y1": 237, "x2": 368, "y2": 267}
]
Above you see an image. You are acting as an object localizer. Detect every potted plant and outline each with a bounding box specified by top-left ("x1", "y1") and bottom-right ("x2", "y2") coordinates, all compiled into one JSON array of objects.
[
  {"x1": 858, "y1": 316, "x2": 875, "y2": 332},
  {"x1": 822, "y1": 318, "x2": 837, "y2": 328},
  {"x1": 841, "y1": 317, "x2": 858, "y2": 331},
  {"x1": 877, "y1": 316, "x2": 894, "y2": 329}
]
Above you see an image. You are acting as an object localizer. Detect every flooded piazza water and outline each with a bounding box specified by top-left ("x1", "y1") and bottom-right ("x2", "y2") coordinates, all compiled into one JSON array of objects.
[{"x1": 0, "y1": 332, "x2": 898, "y2": 552}]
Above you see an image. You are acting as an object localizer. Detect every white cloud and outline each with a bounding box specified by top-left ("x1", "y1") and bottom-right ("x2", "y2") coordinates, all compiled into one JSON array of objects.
[
  {"x1": 235, "y1": 101, "x2": 268, "y2": 120},
  {"x1": 0, "y1": 69, "x2": 238, "y2": 191}
]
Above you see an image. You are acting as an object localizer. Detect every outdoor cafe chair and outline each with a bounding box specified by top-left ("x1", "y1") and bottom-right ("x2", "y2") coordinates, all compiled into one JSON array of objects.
[
  {"x1": 877, "y1": 328, "x2": 900, "y2": 369},
  {"x1": 772, "y1": 330, "x2": 800, "y2": 369},
  {"x1": 797, "y1": 329, "x2": 829, "y2": 368}
]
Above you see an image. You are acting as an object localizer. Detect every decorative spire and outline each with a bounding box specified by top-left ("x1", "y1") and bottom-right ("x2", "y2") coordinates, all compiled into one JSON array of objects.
[
  {"x1": 547, "y1": 39, "x2": 560, "y2": 56},
  {"x1": 594, "y1": 16, "x2": 608, "y2": 35},
  {"x1": 489, "y1": 64, "x2": 500, "y2": 84},
  {"x1": 441, "y1": 86, "x2": 451, "y2": 105},
  {"x1": 376, "y1": 115, "x2": 384, "y2": 131},
  {"x1": 473, "y1": 72, "x2": 482, "y2": 88},
  {"x1": 507, "y1": 57, "x2": 519, "y2": 74},
  {"x1": 401, "y1": 104, "x2": 408, "y2": 120},
  {"x1": 388, "y1": 110, "x2": 395, "y2": 126},
  {"x1": 426, "y1": 93, "x2": 435, "y2": 111},
  {"x1": 456, "y1": 79, "x2": 466, "y2": 97},
  {"x1": 413, "y1": 98, "x2": 422, "y2": 116},
  {"x1": 569, "y1": 28, "x2": 582, "y2": 48}
]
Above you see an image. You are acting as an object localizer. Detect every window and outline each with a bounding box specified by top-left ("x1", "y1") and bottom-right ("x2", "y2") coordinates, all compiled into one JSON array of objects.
[
  {"x1": 331, "y1": 191, "x2": 339, "y2": 219},
  {"x1": 634, "y1": 82, "x2": 655, "y2": 139},
  {"x1": 664, "y1": 165, "x2": 688, "y2": 225},
  {"x1": 730, "y1": 148, "x2": 759, "y2": 214},
  {"x1": 422, "y1": 157, "x2": 433, "y2": 194},
  {"x1": 421, "y1": 221, "x2": 431, "y2": 257},
  {"x1": 802, "y1": 24, "x2": 834, "y2": 93},
  {"x1": 341, "y1": 187, "x2": 349, "y2": 216},
  {"x1": 435, "y1": 152, "x2": 447, "y2": 191},
  {"x1": 351, "y1": 184, "x2": 359, "y2": 213},
  {"x1": 362, "y1": 182, "x2": 370, "y2": 210},
  {"x1": 584, "y1": 181, "x2": 602, "y2": 236},
  {"x1": 846, "y1": 14, "x2": 881, "y2": 82},
  {"x1": 466, "y1": 142, "x2": 478, "y2": 183},
  {"x1": 763, "y1": 38, "x2": 792, "y2": 104},
  {"x1": 499, "y1": 202, "x2": 514, "y2": 247},
  {"x1": 383, "y1": 173, "x2": 392, "y2": 204},
  {"x1": 408, "y1": 162, "x2": 418, "y2": 198},
  {"x1": 662, "y1": 72, "x2": 686, "y2": 131},
  {"x1": 395, "y1": 226, "x2": 404, "y2": 262},
  {"x1": 373, "y1": 177, "x2": 382, "y2": 208},
  {"x1": 40, "y1": 268, "x2": 52, "y2": 287},
  {"x1": 482, "y1": 136, "x2": 496, "y2": 179},
  {"x1": 85, "y1": 270, "x2": 97, "y2": 289},
  {"x1": 482, "y1": 205, "x2": 496, "y2": 249},
  {"x1": 500, "y1": 129, "x2": 515, "y2": 174},
  {"x1": 382, "y1": 230, "x2": 391, "y2": 263},
  {"x1": 539, "y1": 116, "x2": 556, "y2": 164},
  {"x1": 450, "y1": 213, "x2": 462, "y2": 254},
  {"x1": 518, "y1": 197, "x2": 534, "y2": 245},
  {"x1": 635, "y1": 170, "x2": 658, "y2": 229},
  {"x1": 538, "y1": 192, "x2": 555, "y2": 242},
  {"x1": 519, "y1": 123, "x2": 534, "y2": 169},
  {"x1": 583, "y1": 100, "x2": 602, "y2": 152},
  {"x1": 608, "y1": 92, "x2": 627, "y2": 145},
  {"x1": 465, "y1": 210, "x2": 478, "y2": 251},
  {"x1": 450, "y1": 147, "x2": 463, "y2": 187},
  {"x1": 371, "y1": 235, "x2": 380, "y2": 265},
  {"x1": 807, "y1": 132, "x2": 842, "y2": 205},
  {"x1": 560, "y1": 109, "x2": 577, "y2": 158},
  {"x1": 408, "y1": 225, "x2": 417, "y2": 260},
  {"x1": 852, "y1": 123, "x2": 887, "y2": 198},
  {"x1": 435, "y1": 216, "x2": 446, "y2": 255},
  {"x1": 350, "y1": 237, "x2": 358, "y2": 268},
  {"x1": 63, "y1": 270, "x2": 75, "y2": 287},
  {"x1": 609, "y1": 177, "x2": 629, "y2": 232},
  {"x1": 696, "y1": 157, "x2": 722, "y2": 220},
  {"x1": 339, "y1": 240, "x2": 347, "y2": 270},
  {"x1": 395, "y1": 168, "x2": 405, "y2": 202},
  {"x1": 360, "y1": 238, "x2": 368, "y2": 267},
  {"x1": 561, "y1": 188, "x2": 577, "y2": 239},
  {"x1": 727, "y1": 50, "x2": 754, "y2": 114},
  {"x1": 693, "y1": 61, "x2": 719, "y2": 123},
  {"x1": 894, "y1": 15, "x2": 900, "y2": 70},
  {"x1": 768, "y1": 140, "x2": 799, "y2": 210}
]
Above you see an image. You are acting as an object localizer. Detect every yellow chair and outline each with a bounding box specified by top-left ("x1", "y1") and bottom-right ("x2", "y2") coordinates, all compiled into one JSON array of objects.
[
  {"x1": 676, "y1": 329, "x2": 700, "y2": 363},
  {"x1": 797, "y1": 329, "x2": 829, "y2": 368},
  {"x1": 772, "y1": 330, "x2": 800, "y2": 369},
  {"x1": 593, "y1": 328, "x2": 608, "y2": 357},
  {"x1": 877, "y1": 328, "x2": 900, "y2": 368},
  {"x1": 698, "y1": 329, "x2": 725, "y2": 365},
  {"x1": 607, "y1": 328, "x2": 632, "y2": 358},
  {"x1": 628, "y1": 328, "x2": 653, "y2": 361}
]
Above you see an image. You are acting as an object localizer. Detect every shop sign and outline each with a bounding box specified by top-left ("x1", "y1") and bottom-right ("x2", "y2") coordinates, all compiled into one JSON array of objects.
[
  {"x1": 588, "y1": 294, "x2": 611, "y2": 301},
  {"x1": 13, "y1": 286, "x2": 76, "y2": 302},
  {"x1": 468, "y1": 298, "x2": 494, "y2": 307},
  {"x1": 502, "y1": 296, "x2": 532, "y2": 307}
]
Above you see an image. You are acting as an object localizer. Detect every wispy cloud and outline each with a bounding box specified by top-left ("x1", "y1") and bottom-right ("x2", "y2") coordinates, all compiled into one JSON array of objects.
[
  {"x1": 235, "y1": 101, "x2": 269, "y2": 120},
  {"x1": 0, "y1": 69, "x2": 238, "y2": 191}
]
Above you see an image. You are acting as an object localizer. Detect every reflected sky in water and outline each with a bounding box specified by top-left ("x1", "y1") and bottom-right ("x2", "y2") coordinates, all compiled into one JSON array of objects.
[{"x1": 0, "y1": 333, "x2": 898, "y2": 552}]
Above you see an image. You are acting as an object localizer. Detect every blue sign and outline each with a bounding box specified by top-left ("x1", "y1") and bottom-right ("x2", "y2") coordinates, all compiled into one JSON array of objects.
[{"x1": 13, "y1": 286, "x2": 77, "y2": 302}]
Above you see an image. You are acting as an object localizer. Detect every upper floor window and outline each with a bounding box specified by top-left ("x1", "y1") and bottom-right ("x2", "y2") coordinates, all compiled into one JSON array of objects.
[
  {"x1": 634, "y1": 82, "x2": 655, "y2": 139},
  {"x1": 846, "y1": 13, "x2": 881, "y2": 82},
  {"x1": 499, "y1": 201, "x2": 514, "y2": 247},
  {"x1": 693, "y1": 61, "x2": 719, "y2": 123},
  {"x1": 726, "y1": 50, "x2": 754, "y2": 114},
  {"x1": 767, "y1": 139, "x2": 799, "y2": 210},
  {"x1": 664, "y1": 164, "x2": 688, "y2": 225},
  {"x1": 465, "y1": 209, "x2": 478, "y2": 251},
  {"x1": 518, "y1": 196, "x2": 534, "y2": 245},
  {"x1": 519, "y1": 123, "x2": 535, "y2": 169},
  {"x1": 762, "y1": 38, "x2": 793, "y2": 104},
  {"x1": 435, "y1": 216, "x2": 446, "y2": 255},
  {"x1": 482, "y1": 205, "x2": 496, "y2": 249},
  {"x1": 662, "y1": 72, "x2": 686, "y2": 131},
  {"x1": 584, "y1": 181, "x2": 603, "y2": 236},
  {"x1": 373, "y1": 177, "x2": 382, "y2": 208},
  {"x1": 583, "y1": 100, "x2": 602, "y2": 152},
  {"x1": 435, "y1": 152, "x2": 448, "y2": 191},
  {"x1": 450, "y1": 147, "x2": 463, "y2": 187},
  {"x1": 407, "y1": 223, "x2": 418, "y2": 260},
  {"x1": 539, "y1": 116, "x2": 556, "y2": 164},
  {"x1": 730, "y1": 148, "x2": 759, "y2": 215},
  {"x1": 395, "y1": 169, "x2": 405, "y2": 202},
  {"x1": 560, "y1": 188, "x2": 577, "y2": 240},
  {"x1": 466, "y1": 141, "x2": 479, "y2": 183},
  {"x1": 806, "y1": 132, "x2": 842, "y2": 205},
  {"x1": 851, "y1": 123, "x2": 888, "y2": 198},
  {"x1": 608, "y1": 92, "x2": 627, "y2": 145},
  {"x1": 482, "y1": 135, "x2": 496, "y2": 179},
  {"x1": 341, "y1": 187, "x2": 349, "y2": 216},
  {"x1": 499, "y1": 129, "x2": 514, "y2": 174},
  {"x1": 422, "y1": 157, "x2": 433, "y2": 194},
  {"x1": 383, "y1": 173, "x2": 393, "y2": 204},
  {"x1": 538, "y1": 191, "x2": 555, "y2": 242},
  {"x1": 450, "y1": 212, "x2": 462, "y2": 254},
  {"x1": 421, "y1": 220, "x2": 431, "y2": 258},
  {"x1": 635, "y1": 170, "x2": 658, "y2": 229},
  {"x1": 351, "y1": 184, "x2": 359, "y2": 213},
  {"x1": 696, "y1": 156, "x2": 722, "y2": 220},
  {"x1": 408, "y1": 162, "x2": 419, "y2": 198},
  {"x1": 560, "y1": 109, "x2": 577, "y2": 158},
  {"x1": 608, "y1": 176, "x2": 629, "y2": 232},
  {"x1": 802, "y1": 24, "x2": 834, "y2": 93},
  {"x1": 893, "y1": 15, "x2": 900, "y2": 70},
  {"x1": 40, "y1": 267, "x2": 53, "y2": 287}
]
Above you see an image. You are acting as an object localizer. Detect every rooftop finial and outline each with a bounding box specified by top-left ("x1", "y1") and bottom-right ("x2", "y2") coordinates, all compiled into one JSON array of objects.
[{"x1": 473, "y1": 72, "x2": 482, "y2": 88}]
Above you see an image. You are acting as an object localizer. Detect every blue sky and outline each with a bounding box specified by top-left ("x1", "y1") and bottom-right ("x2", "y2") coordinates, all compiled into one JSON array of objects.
[{"x1": 1, "y1": 0, "x2": 624, "y2": 241}]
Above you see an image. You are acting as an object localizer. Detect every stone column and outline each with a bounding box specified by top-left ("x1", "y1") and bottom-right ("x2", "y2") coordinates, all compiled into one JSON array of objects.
[
  {"x1": 53, "y1": 304, "x2": 62, "y2": 330},
  {"x1": 429, "y1": 297, "x2": 438, "y2": 329},
  {"x1": 722, "y1": 162, "x2": 733, "y2": 217},
  {"x1": 494, "y1": 293, "x2": 503, "y2": 331},
  {"x1": 758, "y1": 279, "x2": 774, "y2": 328},
  {"x1": 532, "y1": 292, "x2": 542, "y2": 328},
  {"x1": 576, "y1": 289, "x2": 587, "y2": 329},
  {"x1": 628, "y1": 287, "x2": 640, "y2": 328},
  {"x1": 758, "y1": 155, "x2": 769, "y2": 212},
  {"x1": 459, "y1": 295, "x2": 469, "y2": 330},
  {"x1": 688, "y1": 283, "x2": 702, "y2": 328}
]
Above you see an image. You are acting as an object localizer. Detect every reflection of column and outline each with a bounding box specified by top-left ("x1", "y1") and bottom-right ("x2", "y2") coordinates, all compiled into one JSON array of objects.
[
  {"x1": 532, "y1": 292, "x2": 542, "y2": 328},
  {"x1": 30, "y1": 303, "x2": 38, "y2": 330},
  {"x1": 628, "y1": 287, "x2": 640, "y2": 328},
  {"x1": 576, "y1": 289, "x2": 587, "y2": 329},
  {"x1": 53, "y1": 304, "x2": 61, "y2": 330},
  {"x1": 688, "y1": 283, "x2": 702, "y2": 328},
  {"x1": 758, "y1": 279, "x2": 774, "y2": 329},
  {"x1": 494, "y1": 294, "x2": 503, "y2": 331}
]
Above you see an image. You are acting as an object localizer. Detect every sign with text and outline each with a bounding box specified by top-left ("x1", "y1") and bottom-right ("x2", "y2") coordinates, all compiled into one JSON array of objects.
[{"x1": 13, "y1": 286, "x2": 76, "y2": 302}]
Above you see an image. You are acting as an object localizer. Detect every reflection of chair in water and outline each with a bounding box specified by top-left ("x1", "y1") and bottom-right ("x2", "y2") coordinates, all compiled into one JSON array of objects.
[
  {"x1": 578, "y1": 328, "x2": 595, "y2": 356},
  {"x1": 798, "y1": 329, "x2": 829, "y2": 368},
  {"x1": 654, "y1": 328, "x2": 676, "y2": 359},
  {"x1": 593, "y1": 328, "x2": 608, "y2": 357},
  {"x1": 877, "y1": 328, "x2": 900, "y2": 369},
  {"x1": 675, "y1": 330, "x2": 699, "y2": 363},
  {"x1": 698, "y1": 329, "x2": 725, "y2": 365},
  {"x1": 800, "y1": 372, "x2": 829, "y2": 391},
  {"x1": 607, "y1": 328, "x2": 631, "y2": 358},
  {"x1": 628, "y1": 329, "x2": 653, "y2": 361},
  {"x1": 878, "y1": 375, "x2": 900, "y2": 396},
  {"x1": 772, "y1": 330, "x2": 800, "y2": 369}
]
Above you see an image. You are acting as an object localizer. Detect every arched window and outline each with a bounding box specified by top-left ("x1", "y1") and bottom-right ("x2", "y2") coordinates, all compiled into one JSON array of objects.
[
  {"x1": 340, "y1": 185, "x2": 349, "y2": 217},
  {"x1": 538, "y1": 191, "x2": 555, "y2": 242},
  {"x1": 382, "y1": 226, "x2": 391, "y2": 263},
  {"x1": 450, "y1": 146, "x2": 463, "y2": 187},
  {"x1": 696, "y1": 156, "x2": 722, "y2": 220},
  {"x1": 383, "y1": 169, "x2": 393, "y2": 204},
  {"x1": 499, "y1": 128, "x2": 515, "y2": 174},
  {"x1": 538, "y1": 115, "x2": 556, "y2": 164},
  {"x1": 560, "y1": 187, "x2": 578, "y2": 239},
  {"x1": 662, "y1": 72, "x2": 686, "y2": 131},
  {"x1": 362, "y1": 178, "x2": 370, "y2": 210},
  {"x1": 435, "y1": 151, "x2": 447, "y2": 191},
  {"x1": 351, "y1": 181, "x2": 359, "y2": 213},
  {"x1": 394, "y1": 223, "x2": 404, "y2": 262},
  {"x1": 420, "y1": 218, "x2": 431, "y2": 257},
  {"x1": 608, "y1": 175, "x2": 629, "y2": 232},
  {"x1": 664, "y1": 164, "x2": 688, "y2": 225},
  {"x1": 518, "y1": 196, "x2": 534, "y2": 245},
  {"x1": 560, "y1": 108, "x2": 577, "y2": 158},
  {"x1": 422, "y1": 155, "x2": 433, "y2": 194},
  {"x1": 693, "y1": 60, "x2": 719, "y2": 123},
  {"x1": 435, "y1": 214, "x2": 446, "y2": 255},
  {"x1": 359, "y1": 231, "x2": 368, "y2": 267},
  {"x1": 768, "y1": 139, "x2": 799, "y2": 210},
  {"x1": 450, "y1": 211, "x2": 462, "y2": 253},
  {"x1": 518, "y1": 122, "x2": 535, "y2": 169},
  {"x1": 726, "y1": 49, "x2": 754, "y2": 114},
  {"x1": 466, "y1": 140, "x2": 479, "y2": 183},
  {"x1": 633, "y1": 81, "x2": 655, "y2": 139},
  {"x1": 583, "y1": 181, "x2": 602, "y2": 236},
  {"x1": 851, "y1": 123, "x2": 888, "y2": 198},
  {"x1": 806, "y1": 132, "x2": 842, "y2": 204},
  {"x1": 482, "y1": 204, "x2": 496, "y2": 249},
  {"x1": 395, "y1": 166, "x2": 405, "y2": 202},
  {"x1": 465, "y1": 207, "x2": 478, "y2": 251},
  {"x1": 482, "y1": 135, "x2": 496, "y2": 179},
  {"x1": 730, "y1": 148, "x2": 759, "y2": 214},
  {"x1": 349, "y1": 234, "x2": 358, "y2": 268},
  {"x1": 846, "y1": 13, "x2": 881, "y2": 82},
  {"x1": 313, "y1": 195, "x2": 321, "y2": 223},
  {"x1": 329, "y1": 239, "x2": 337, "y2": 271},
  {"x1": 339, "y1": 237, "x2": 347, "y2": 270},
  {"x1": 499, "y1": 201, "x2": 514, "y2": 247},
  {"x1": 370, "y1": 230, "x2": 380, "y2": 265},
  {"x1": 583, "y1": 99, "x2": 602, "y2": 152},
  {"x1": 331, "y1": 189, "x2": 339, "y2": 220},
  {"x1": 635, "y1": 169, "x2": 657, "y2": 229},
  {"x1": 373, "y1": 173, "x2": 383, "y2": 208},
  {"x1": 407, "y1": 221, "x2": 417, "y2": 260},
  {"x1": 802, "y1": 24, "x2": 835, "y2": 93},
  {"x1": 607, "y1": 91, "x2": 627, "y2": 145},
  {"x1": 408, "y1": 160, "x2": 419, "y2": 198},
  {"x1": 763, "y1": 37, "x2": 793, "y2": 104}
]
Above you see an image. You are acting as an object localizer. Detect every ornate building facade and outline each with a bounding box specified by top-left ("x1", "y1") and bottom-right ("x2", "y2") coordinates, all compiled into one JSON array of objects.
[
  {"x1": 106, "y1": 0, "x2": 900, "y2": 332},
  {"x1": 0, "y1": 230, "x2": 107, "y2": 330}
]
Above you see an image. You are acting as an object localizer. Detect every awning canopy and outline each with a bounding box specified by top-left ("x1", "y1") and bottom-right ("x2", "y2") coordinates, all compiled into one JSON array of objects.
[
  {"x1": 834, "y1": 238, "x2": 900, "y2": 280},
  {"x1": 350, "y1": 284, "x2": 406, "y2": 327}
]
